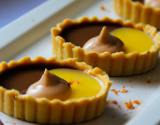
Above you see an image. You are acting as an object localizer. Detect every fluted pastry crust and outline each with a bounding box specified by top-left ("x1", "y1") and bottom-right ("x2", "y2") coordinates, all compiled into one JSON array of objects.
[
  {"x1": 0, "y1": 56, "x2": 112, "y2": 124},
  {"x1": 114, "y1": 0, "x2": 160, "y2": 29},
  {"x1": 51, "y1": 16, "x2": 160, "y2": 76}
]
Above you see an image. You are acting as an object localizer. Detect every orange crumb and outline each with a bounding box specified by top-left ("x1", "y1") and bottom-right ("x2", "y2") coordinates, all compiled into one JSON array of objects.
[
  {"x1": 112, "y1": 116, "x2": 116, "y2": 119},
  {"x1": 133, "y1": 97, "x2": 135, "y2": 99},
  {"x1": 118, "y1": 90, "x2": 121, "y2": 92},
  {"x1": 111, "y1": 89, "x2": 119, "y2": 96},
  {"x1": 129, "y1": 80, "x2": 132, "y2": 82},
  {"x1": 122, "y1": 86, "x2": 128, "y2": 93},
  {"x1": 146, "y1": 79, "x2": 151, "y2": 83},
  {"x1": 123, "y1": 114, "x2": 127, "y2": 116},
  {"x1": 32, "y1": 19, "x2": 34, "y2": 21},
  {"x1": 123, "y1": 100, "x2": 135, "y2": 110},
  {"x1": 118, "y1": 105, "x2": 121, "y2": 109},
  {"x1": 133, "y1": 100, "x2": 140, "y2": 105},
  {"x1": 106, "y1": 100, "x2": 118, "y2": 105},
  {"x1": 100, "y1": 6, "x2": 106, "y2": 11},
  {"x1": 69, "y1": 79, "x2": 80, "y2": 85},
  {"x1": 130, "y1": 85, "x2": 134, "y2": 88}
]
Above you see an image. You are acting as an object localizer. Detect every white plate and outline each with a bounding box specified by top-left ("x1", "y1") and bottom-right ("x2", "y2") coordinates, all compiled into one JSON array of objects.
[{"x1": 0, "y1": 0, "x2": 160, "y2": 125}]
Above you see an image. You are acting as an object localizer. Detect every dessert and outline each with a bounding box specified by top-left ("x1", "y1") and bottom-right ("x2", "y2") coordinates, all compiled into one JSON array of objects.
[
  {"x1": 114, "y1": 0, "x2": 160, "y2": 29},
  {"x1": 51, "y1": 16, "x2": 160, "y2": 76},
  {"x1": 0, "y1": 56, "x2": 112, "y2": 124},
  {"x1": 83, "y1": 26, "x2": 124, "y2": 53}
]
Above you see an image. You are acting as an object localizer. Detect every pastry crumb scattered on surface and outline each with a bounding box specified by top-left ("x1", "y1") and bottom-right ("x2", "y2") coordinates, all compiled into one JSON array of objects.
[
  {"x1": 122, "y1": 86, "x2": 128, "y2": 93},
  {"x1": 146, "y1": 79, "x2": 151, "y2": 83},
  {"x1": 106, "y1": 100, "x2": 118, "y2": 105},
  {"x1": 130, "y1": 85, "x2": 134, "y2": 88},
  {"x1": 129, "y1": 80, "x2": 132, "y2": 82},
  {"x1": 133, "y1": 100, "x2": 140, "y2": 105},
  {"x1": 32, "y1": 19, "x2": 34, "y2": 21},
  {"x1": 118, "y1": 105, "x2": 121, "y2": 109},
  {"x1": 100, "y1": 6, "x2": 106, "y2": 11},
  {"x1": 111, "y1": 89, "x2": 119, "y2": 96},
  {"x1": 123, "y1": 99, "x2": 140, "y2": 110},
  {"x1": 123, "y1": 114, "x2": 127, "y2": 116}
]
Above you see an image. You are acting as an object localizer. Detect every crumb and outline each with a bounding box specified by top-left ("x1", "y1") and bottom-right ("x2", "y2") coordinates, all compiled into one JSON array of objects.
[
  {"x1": 123, "y1": 114, "x2": 127, "y2": 116},
  {"x1": 129, "y1": 80, "x2": 132, "y2": 82},
  {"x1": 112, "y1": 116, "x2": 116, "y2": 119},
  {"x1": 130, "y1": 85, "x2": 134, "y2": 88},
  {"x1": 122, "y1": 86, "x2": 128, "y2": 93},
  {"x1": 106, "y1": 100, "x2": 118, "y2": 105},
  {"x1": 133, "y1": 97, "x2": 135, "y2": 99},
  {"x1": 133, "y1": 100, "x2": 140, "y2": 105},
  {"x1": 69, "y1": 79, "x2": 79, "y2": 85},
  {"x1": 148, "y1": 77, "x2": 150, "y2": 78},
  {"x1": 100, "y1": 6, "x2": 106, "y2": 11},
  {"x1": 118, "y1": 105, "x2": 121, "y2": 109},
  {"x1": 146, "y1": 79, "x2": 151, "y2": 83},
  {"x1": 155, "y1": 79, "x2": 157, "y2": 81},
  {"x1": 32, "y1": 19, "x2": 34, "y2": 21},
  {"x1": 111, "y1": 89, "x2": 119, "y2": 96},
  {"x1": 146, "y1": 93, "x2": 147, "y2": 95},
  {"x1": 123, "y1": 100, "x2": 135, "y2": 110}
]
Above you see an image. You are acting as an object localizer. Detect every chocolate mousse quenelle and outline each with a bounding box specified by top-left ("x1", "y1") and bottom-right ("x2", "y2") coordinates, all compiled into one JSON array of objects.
[
  {"x1": 83, "y1": 26, "x2": 124, "y2": 53},
  {"x1": 26, "y1": 69, "x2": 71, "y2": 101}
]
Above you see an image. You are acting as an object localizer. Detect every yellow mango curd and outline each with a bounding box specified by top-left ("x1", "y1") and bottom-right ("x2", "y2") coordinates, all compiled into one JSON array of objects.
[
  {"x1": 111, "y1": 28, "x2": 154, "y2": 54},
  {"x1": 50, "y1": 68, "x2": 102, "y2": 100}
]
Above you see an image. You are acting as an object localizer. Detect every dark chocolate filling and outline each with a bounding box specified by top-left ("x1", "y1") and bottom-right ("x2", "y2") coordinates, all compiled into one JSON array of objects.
[
  {"x1": 60, "y1": 23, "x2": 123, "y2": 47},
  {"x1": 0, "y1": 64, "x2": 71, "y2": 92}
]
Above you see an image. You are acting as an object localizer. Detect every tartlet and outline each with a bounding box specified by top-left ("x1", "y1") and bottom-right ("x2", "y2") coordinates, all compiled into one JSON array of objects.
[
  {"x1": 51, "y1": 16, "x2": 160, "y2": 76},
  {"x1": 114, "y1": 0, "x2": 160, "y2": 29},
  {"x1": 0, "y1": 56, "x2": 112, "y2": 124}
]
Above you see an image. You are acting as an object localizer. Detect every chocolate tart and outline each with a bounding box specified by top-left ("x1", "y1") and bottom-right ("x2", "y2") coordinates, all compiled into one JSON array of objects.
[
  {"x1": 0, "y1": 56, "x2": 112, "y2": 124},
  {"x1": 51, "y1": 16, "x2": 160, "y2": 76},
  {"x1": 114, "y1": 0, "x2": 160, "y2": 29}
]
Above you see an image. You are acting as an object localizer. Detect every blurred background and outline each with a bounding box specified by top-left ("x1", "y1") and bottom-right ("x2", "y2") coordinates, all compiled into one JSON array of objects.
[{"x1": 0, "y1": 0, "x2": 47, "y2": 29}]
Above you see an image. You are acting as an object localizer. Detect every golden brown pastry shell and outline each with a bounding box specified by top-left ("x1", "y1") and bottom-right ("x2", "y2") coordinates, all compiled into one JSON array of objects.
[
  {"x1": 114, "y1": 0, "x2": 160, "y2": 29},
  {"x1": 51, "y1": 16, "x2": 160, "y2": 76},
  {"x1": 0, "y1": 56, "x2": 112, "y2": 124}
]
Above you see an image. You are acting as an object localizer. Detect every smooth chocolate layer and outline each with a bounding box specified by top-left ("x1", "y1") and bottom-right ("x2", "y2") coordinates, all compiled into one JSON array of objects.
[
  {"x1": 60, "y1": 23, "x2": 122, "y2": 47},
  {"x1": 0, "y1": 65, "x2": 70, "y2": 92}
]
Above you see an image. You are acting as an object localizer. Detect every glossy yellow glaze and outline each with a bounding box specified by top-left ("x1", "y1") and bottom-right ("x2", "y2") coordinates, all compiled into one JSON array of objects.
[
  {"x1": 50, "y1": 68, "x2": 102, "y2": 100},
  {"x1": 111, "y1": 28, "x2": 154, "y2": 54}
]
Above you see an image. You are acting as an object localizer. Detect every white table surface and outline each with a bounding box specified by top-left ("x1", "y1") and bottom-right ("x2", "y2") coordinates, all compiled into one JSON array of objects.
[{"x1": 0, "y1": 0, "x2": 47, "y2": 29}]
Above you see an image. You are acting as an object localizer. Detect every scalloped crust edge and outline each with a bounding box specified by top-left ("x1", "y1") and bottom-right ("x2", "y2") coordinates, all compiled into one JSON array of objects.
[
  {"x1": 114, "y1": 0, "x2": 160, "y2": 29},
  {"x1": 51, "y1": 16, "x2": 160, "y2": 76},
  {"x1": 0, "y1": 56, "x2": 112, "y2": 124}
]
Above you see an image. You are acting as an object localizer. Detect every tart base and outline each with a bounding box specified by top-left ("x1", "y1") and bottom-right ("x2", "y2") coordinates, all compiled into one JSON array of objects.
[
  {"x1": 51, "y1": 16, "x2": 160, "y2": 76},
  {"x1": 0, "y1": 56, "x2": 112, "y2": 124},
  {"x1": 114, "y1": 0, "x2": 160, "y2": 30}
]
